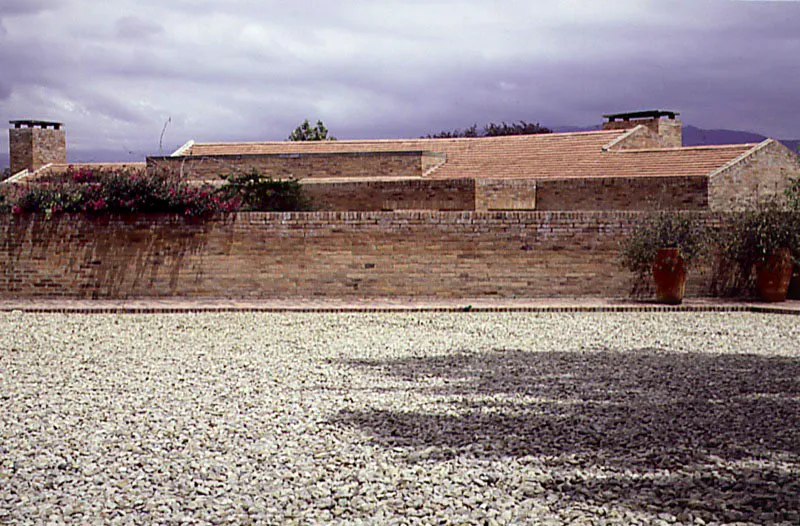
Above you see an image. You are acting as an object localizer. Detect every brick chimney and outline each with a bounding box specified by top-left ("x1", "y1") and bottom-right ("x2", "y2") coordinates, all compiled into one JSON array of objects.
[
  {"x1": 602, "y1": 110, "x2": 682, "y2": 148},
  {"x1": 8, "y1": 120, "x2": 66, "y2": 175}
]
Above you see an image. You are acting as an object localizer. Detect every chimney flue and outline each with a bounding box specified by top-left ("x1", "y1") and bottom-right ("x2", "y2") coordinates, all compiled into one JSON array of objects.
[
  {"x1": 602, "y1": 110, "x2": 682, "y2": 148},
  {"x1": 8, "y1": 120, "x2": 66, "y2": 174}
]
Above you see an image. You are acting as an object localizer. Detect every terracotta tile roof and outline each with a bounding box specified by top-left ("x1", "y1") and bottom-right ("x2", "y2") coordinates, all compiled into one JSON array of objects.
[
  {"x1": 185, "y1": 130, "x2": 757, "y2": 179},
  {"x1": 585, "y1": 144, "x2": 758, "y2": 179}
]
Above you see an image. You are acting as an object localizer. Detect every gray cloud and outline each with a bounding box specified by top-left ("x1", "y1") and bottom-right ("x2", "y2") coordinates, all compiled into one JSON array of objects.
[
  {"x1": 115, "y1": 16, "x2": 165, "y2": 40},
  {"x1": 0, "y1": 0, "x2": 799, "y2": 160}
]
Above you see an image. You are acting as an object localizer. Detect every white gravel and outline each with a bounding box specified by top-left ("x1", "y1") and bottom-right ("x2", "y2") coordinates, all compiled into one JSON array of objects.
[{"x1": 1, "y1": 312, "x2": 798, "y2": 525}]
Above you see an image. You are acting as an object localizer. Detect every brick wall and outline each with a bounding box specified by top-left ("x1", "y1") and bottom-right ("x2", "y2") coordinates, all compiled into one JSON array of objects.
[
  {"x1": 147, "y1": 151, "x2": 441, "y2": 182},
  {"x1": 9, "y1": 128, "x2": 66, "y2": 174},
  {"x1": 708, "y1": 140, "x2": 800, "y2": 211},
  {"x1": 303, "y1": 179, "x2": 475, "y2": 211},
  {"x1": 535, "y1": 176, "x2": 708, "y2": 210},
  {"x1": 475, "y1": 179, "x2": 537, "y2": 211},
  {"x1": 0, "y1": 212, "x2": 720, "y2": 299}
]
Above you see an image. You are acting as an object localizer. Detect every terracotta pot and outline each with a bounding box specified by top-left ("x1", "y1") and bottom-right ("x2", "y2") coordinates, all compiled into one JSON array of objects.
[
  {"x1": 652, "y1": 247, "x2": 686, "y2": 305},
  {"x1": 755, "y1": 248, "x2": 793, "y2": 302}
]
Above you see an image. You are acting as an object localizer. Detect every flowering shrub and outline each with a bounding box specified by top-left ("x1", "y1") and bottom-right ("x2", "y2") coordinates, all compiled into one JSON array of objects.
[{"x1": 2, "y1": 166, "x2": 307, "y2": 217}]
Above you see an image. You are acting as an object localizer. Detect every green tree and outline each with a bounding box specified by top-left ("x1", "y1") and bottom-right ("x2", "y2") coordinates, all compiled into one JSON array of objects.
[
  {"x1": 425, "y1": 124, "x2": 479, "y2": 139},
  {"x1": 425, "y1": 120, "x2": 551, "y2": 139},
  {"x1": 288, "y1": 119, "x2": 335, "y2": 141},
  {"x1": 483, "y1": 120, "x2": 551, "y2": 136}
]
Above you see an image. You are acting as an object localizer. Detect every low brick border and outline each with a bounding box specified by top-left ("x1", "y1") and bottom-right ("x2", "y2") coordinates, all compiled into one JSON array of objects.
[{"x1": 1, "y1": 305, "x2": 798, "y2": 315}]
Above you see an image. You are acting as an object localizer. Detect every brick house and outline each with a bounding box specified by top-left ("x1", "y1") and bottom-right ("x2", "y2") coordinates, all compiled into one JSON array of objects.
[{"x1": 7, "y1": 111, "x2": 800, "y2": 211}]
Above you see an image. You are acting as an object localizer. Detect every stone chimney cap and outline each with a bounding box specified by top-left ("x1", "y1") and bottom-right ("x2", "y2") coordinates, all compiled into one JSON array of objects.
[
  {"x1": 602, "y1": 110, "x2": 680, "y2": 122},
  {"x1": 9, "y1": 120, "x2": 64, "y2": 130}
]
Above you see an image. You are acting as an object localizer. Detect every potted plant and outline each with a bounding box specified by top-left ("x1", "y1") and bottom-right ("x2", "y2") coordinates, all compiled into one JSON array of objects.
[
  {"x1": 620, "y1": 211, "x2": 706, "y2": 304},
  {"x1": 718, "y1": 200, "x2": 800, "y2": 302}
]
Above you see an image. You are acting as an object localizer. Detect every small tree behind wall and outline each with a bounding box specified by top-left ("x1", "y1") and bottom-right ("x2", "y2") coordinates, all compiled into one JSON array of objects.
[{"x1": 289, "y1": 120, "x2": 336, "y2": 141}]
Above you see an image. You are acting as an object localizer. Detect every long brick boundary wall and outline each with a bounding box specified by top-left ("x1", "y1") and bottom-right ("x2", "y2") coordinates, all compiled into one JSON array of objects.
[{"x1": 0, "y1": 211, "x2": 722, "y2": 299}]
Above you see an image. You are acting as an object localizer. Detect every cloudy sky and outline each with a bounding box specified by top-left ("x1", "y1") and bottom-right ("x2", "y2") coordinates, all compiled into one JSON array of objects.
[{"x1": 1, "y1": 0, "x2": 799, "y2": 162}]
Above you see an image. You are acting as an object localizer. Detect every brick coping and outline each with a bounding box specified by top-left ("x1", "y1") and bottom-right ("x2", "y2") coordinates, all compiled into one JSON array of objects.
[{"x1": 0, "y1": 299, "x2": 798, "y2": 315}]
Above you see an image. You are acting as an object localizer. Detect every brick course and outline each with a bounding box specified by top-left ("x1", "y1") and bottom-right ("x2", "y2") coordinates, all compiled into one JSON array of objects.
[
  {"x1": 303, "y1": 179, "x2": 475, "y2": 211},
  {"x1": 535, "y1": 176, "x2": 708, "y2": 211},
  {"x1": 0, "y1": 212, "x2": 721, "y2": 299}
]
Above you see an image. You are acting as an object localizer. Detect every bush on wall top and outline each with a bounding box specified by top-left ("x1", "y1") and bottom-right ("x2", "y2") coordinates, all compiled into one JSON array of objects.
[{"x1": 0, "y1": 167, "x2": 310, "y2": 217}]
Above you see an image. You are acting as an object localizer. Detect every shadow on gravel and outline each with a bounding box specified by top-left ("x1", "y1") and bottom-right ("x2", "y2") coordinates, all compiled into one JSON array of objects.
[{"x1": 333, "y1": 349, "x2": 800, "y2": 522}]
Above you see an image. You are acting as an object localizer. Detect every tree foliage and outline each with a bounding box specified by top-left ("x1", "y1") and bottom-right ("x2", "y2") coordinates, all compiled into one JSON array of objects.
[
  {"x1": 217, "y1": 169, "x2": 311, "y2": 212},
  {"x1": 426, "y1": 125, "x2": 479, "y2": 139},
  {"x1": 619, "y1": 211, "x2": 707, "y2": 277},
  {"x1": 426, "y1": 120, "x2": 552, "y2": 139},
  {"x1": 288, "y1": 119, "x2": 335, "y2": 141},
  {"x1": 484, "y1": 121, "x2": 552, "y2": 136}
]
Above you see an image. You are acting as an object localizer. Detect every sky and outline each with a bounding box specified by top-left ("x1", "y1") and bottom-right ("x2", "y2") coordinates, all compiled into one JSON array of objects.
[{"x1": 1, "y1": 0, "x2": 799, "y2": 162}]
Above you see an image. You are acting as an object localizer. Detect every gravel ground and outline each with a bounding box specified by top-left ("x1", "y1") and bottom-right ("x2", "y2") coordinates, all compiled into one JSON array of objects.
[{"x1": 1, "y1": 312, "x2": 798, "y2": 525}]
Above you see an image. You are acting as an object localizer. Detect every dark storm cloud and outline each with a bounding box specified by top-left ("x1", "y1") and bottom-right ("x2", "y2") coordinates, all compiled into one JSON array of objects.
[
  {"x1": 0, "y1": 0, "x2": 59, "y2": 16},
  {"x1": 0, "y1": 0, "x2": 798, "y2": 158}
]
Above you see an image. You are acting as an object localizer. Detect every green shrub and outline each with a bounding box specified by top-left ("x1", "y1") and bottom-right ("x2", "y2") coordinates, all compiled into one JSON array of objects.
[
  {"x1": 786, "y1": 177, "x2": 800, "y2": 211},
  {"x1": 619, "y1": 211, "x2": 707, "y2": 278},
  {"x1": 217, "y1": 169, "x2": 311, "y2": 212},
  {"x1": 714, "y1": 198, "x2": 800, "y2": 296}
]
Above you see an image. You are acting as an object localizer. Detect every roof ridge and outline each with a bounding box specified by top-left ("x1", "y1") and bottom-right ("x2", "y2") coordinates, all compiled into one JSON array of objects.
[
  {"x1": 191, "y1": 129, "x2": 624, "y2": 147},
  {"x1": 47, "y1": 162, "x2": 148, "y2": 166},
  {"x1": 614, "y1": 143, "x2": 758, "y2": 154}
]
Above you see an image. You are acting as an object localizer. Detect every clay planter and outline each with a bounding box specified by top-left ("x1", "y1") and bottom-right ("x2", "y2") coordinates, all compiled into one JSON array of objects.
[
  {"x1": 652, "y1": 248, "x2": 686, "y2": 305},
  {"x1": 755, "y1": 248, "x2": 793, "y2": 302}
]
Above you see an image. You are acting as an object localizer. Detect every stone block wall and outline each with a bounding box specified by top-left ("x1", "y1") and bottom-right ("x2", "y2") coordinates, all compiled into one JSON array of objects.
[
  {"x1": 303, "y1": 179, "x2": 475, "y2": 211},
  {"x1": 147, "y1": 151, "x2": 442, "y2": 182},
  {"x1": 0, "y1": 211, "x2": 720, "y2": 299},
  {"x1": 9, "y1": 127, "x2": 66, "y2": 174},
  {"x1": 709, "y1": 140, "x2": 800, "y2": 211}
]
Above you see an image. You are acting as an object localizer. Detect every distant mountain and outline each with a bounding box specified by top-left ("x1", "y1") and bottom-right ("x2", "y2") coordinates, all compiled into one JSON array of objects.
[
  {"x1": 683, "y1": 126, "x2": 799, "y2": 152},
  {"x1": 681, "y1": 125, "x2": 766, "y2": 146}
]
